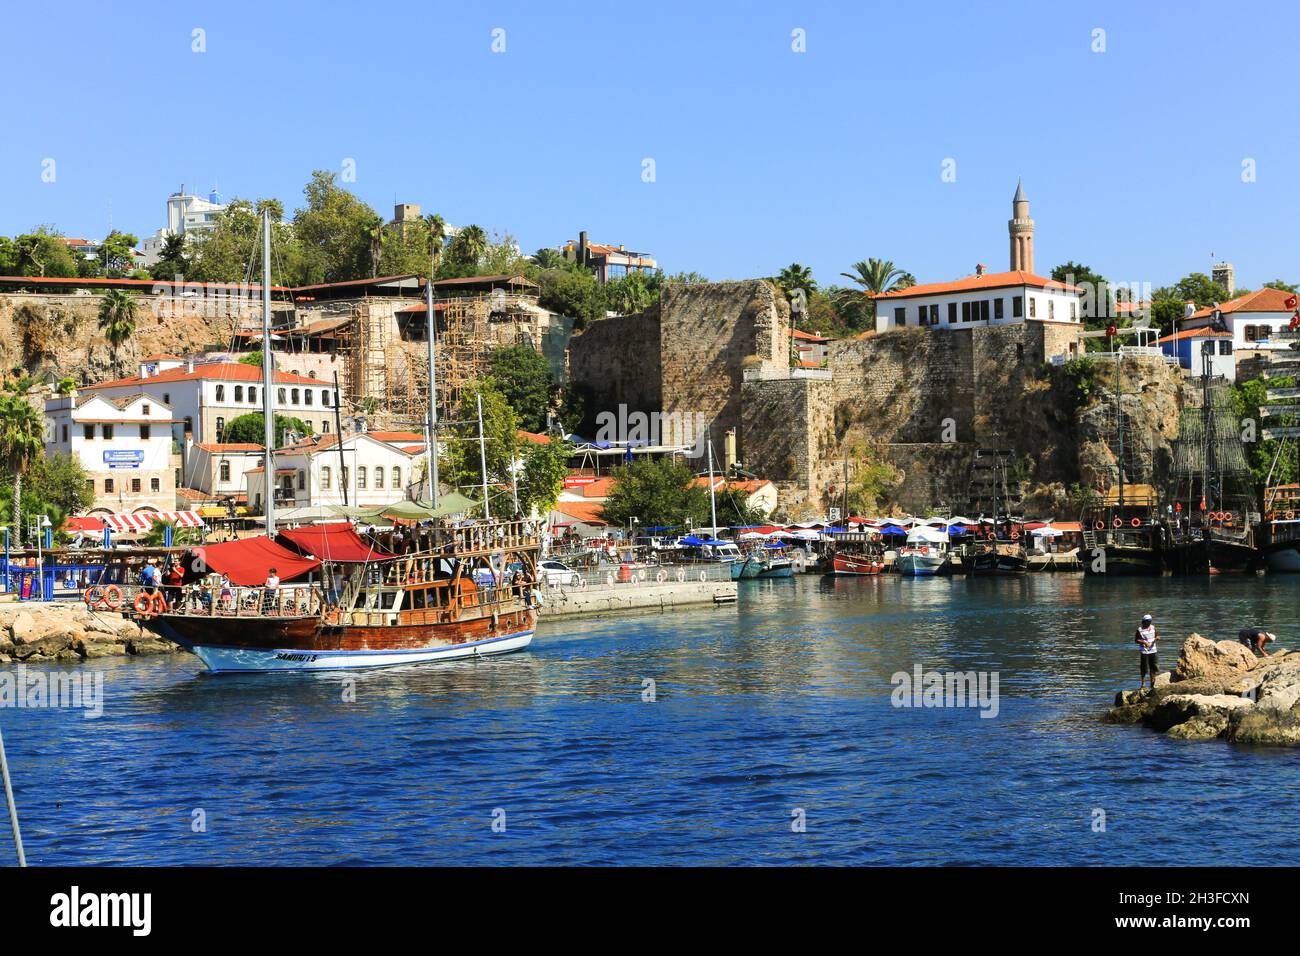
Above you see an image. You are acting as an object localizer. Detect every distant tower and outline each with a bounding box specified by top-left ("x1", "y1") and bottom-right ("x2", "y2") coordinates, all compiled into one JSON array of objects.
[
  {"x1": 1008, "y1": 179, "x2": 1034, "y2": 273},
  {"x1": 1212, "y1": 262, "x2": 1235, "y2": 298}
]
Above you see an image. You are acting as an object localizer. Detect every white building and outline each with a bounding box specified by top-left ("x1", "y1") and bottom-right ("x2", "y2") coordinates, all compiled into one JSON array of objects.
[
  {"x1": 1175, "y1": 288, "x2": 1299, "y2": 376},
  {"x1": 81, "y1": 360, "x2": 339, "y2": 446},
  {"x1": 873, "y1": 268, "x2": 1082, "y2": 334},
  {"x1": 44, "y1": 392, "x2": 179, "y2": 516},
  {"x1": 180, "y1": 441, "x2": 265, "y2": 504},
  {"x1": 139, "y1": 186, "x2": 229, "y2": 267},
  {"x1": 244, "y1": 431, "x2": 425, "y2": 513}
]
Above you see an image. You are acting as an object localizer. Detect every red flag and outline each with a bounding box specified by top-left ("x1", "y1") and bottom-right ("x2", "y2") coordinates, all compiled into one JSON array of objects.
[{"x1": 1285, "y1": 294, "x2": 1298, "y2": 309}]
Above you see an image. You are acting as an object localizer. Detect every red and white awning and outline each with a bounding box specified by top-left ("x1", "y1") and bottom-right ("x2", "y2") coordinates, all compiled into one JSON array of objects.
[{"x1": 102, "y1": 511, "x2": 206, "y2": 532}]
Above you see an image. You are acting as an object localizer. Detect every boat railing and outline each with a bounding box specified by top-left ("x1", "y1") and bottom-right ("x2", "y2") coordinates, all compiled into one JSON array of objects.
[
  {"x1": 107, "y1": 582, "x2": 327, "y2": 618},
  {"x1": 386, "y1": 519, "x2": 540, "y2": 558},
  {"x1": 543, "y1": 562, "x2": 733, "y2": 591}
]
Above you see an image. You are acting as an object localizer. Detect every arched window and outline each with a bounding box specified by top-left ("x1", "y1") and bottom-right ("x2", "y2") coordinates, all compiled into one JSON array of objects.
[
  {"x1": 321, "y1": 466, "x2": 332, "y2": 490},
  {"x1": 392, "y1": 466, "x2": 401, "y2": 489},
  {"x1": 322, "y1": 389, "x2": 332, "y2": 406},
  {"x1": 357, "y1": 466, "x2": 368, "y2": 489},
  {"x1": 375, "y1": 467, "x2": 384, "y2": 489},
  {"x1": 248, "y1": 387, "x2": 257, "y2": 403},
  {"x1": 291, "y1": 388, "x2": 300, "y2": 405},
  {"x1": 215, "y1": 384, "x2": 225, "y2": 401},
  {"x1": 298, "y1": 470, "x2": 306, "y2": 490},
  {"x1": 305, "y1": 389, "x2": 313, "y2": 406},
  {"x1": 234, "y1": 385, "x2": 243, "y2": 402},
  {"x1": 278, "y1": 388, "x2": 287, "y2": 404}
]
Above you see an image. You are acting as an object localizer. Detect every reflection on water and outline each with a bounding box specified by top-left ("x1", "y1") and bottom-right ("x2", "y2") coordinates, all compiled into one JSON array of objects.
[{"x1": 3, "y1": 574, "x2": 1297, "y2": 865}]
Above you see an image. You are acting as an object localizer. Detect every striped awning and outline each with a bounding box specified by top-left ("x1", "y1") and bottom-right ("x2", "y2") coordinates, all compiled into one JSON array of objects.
[{"x1": 102, "y1": 510, "x2": 206, "y2": 531}]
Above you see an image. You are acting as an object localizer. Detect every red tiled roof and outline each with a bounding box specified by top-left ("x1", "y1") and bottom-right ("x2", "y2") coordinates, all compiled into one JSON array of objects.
[
  {"x1": 871, "y1": 270, "x2": 1080, "y2": 300},
  {"x1": 1157, "y1": 328, "x2": 1233, "y2": 344},
  {"x1": 195, "y1": 442, "x2": 264, "y2": 453},
  {"x1": 551, "y1": 501, "x2": 607, "y2": 525},
  {"x1": 82, "y1": 362, "x2": 323, "y2": 390},
  {"x1": 517, "y1": 430, "x2": 551, "y2": 445},
  {"x1": 581, "y1": 477, "x2": 616, "y2": 498},
  {"x1": 1187, "y1": 287, "x2": 1297, "y2": 319},
  {"x1": 790, "y1": 328, "x2": 828, "y2": 342},
  {"x1": 368, "y1": 430, "x2": 424, "y2": 443}
]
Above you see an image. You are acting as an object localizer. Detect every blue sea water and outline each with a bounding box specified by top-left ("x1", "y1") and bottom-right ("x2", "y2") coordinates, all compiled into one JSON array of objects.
[{"x1": 2, "y1": 574, "x2": 1298, "y2": 866}]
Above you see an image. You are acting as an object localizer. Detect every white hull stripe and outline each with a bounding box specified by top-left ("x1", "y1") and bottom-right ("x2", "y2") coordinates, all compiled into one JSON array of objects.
[{"x1": 190, "y1": 630, "x2": 535, "y2": 673}]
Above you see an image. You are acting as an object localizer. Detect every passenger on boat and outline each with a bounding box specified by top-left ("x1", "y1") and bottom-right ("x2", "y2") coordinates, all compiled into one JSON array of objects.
[
  {"x1": 1135, "y1": 614, "x2": 1159, "y2": 689},
  {"x1": 262, "y1": 568, "x2": 280, "y2": 613},
  {"x1": 1237, "y1": 628, "x2": 1277, "y2": 657},
  {"x1": 140, "y1": 559, "x2": 161, "y2": 595},
  {"x1": 163, "y1": 561, "x2": 184, "y2": 609}
]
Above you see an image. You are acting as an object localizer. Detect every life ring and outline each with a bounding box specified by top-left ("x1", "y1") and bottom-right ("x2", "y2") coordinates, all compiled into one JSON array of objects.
[
  {"x1": 1289, "y1": 511, "x2": 1297, "y2": 521},
  {"x1": 656, "y1": 570, "x2": 667, "y2": 583},
  {"x1": 1112, "y1": 518, "x2": 1122, "y2": 528},
  {"x1": 150, "y1": 592, "x2": 168, "y2": 615},
  {"x1": 676, "y1": 569, "x2": 686, "y2": 583},
  {"x1": 1094, "y1": 521, "x2": 1104, "y2": 530},
  {"x1": 103, "y1": 585, "x2": 123, "y2": 610},
  {"x1": 1223, "y1": 512, "x2": 1233, "y2": 522},
  {"x1": 133, "y1": 592, "x2": 154, "y2": 617},
  {"x1": 605, "y1": 573, "x2": 614, "y2": 586},
  {"x1": 699, "y1": 571, "x2": 707, "y2": 582},
  {"x1": 84, "y1": 586, "x2": 106, "y2": 609},
  {"x1": 575, "y1": 575, "x2": 586, "y2": 588},
  {"x1": 1010, "y1": 531, "x2": 1019, "y2": 540},
  {"x1": 1131, "y1": 518, "x2": 1141, "y2": 528}
]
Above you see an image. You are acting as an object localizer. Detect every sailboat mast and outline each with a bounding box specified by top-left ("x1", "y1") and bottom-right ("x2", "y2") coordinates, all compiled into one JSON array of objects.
[
  {"x1": 477, "y1": 392, "x2": 490, "y2": 519},
  {"x1": 425, "y1": 279, "x2": 439, "y2": 506},
  {"x1": 707, "y1": 438, "x2": 719, "y2": 533},
  {"x1": 260, "y1": 210, "x2": 276, "y2": 535},
  {"x1": 1115, "y1": 350, "x2": 1124, "y2": 519}
]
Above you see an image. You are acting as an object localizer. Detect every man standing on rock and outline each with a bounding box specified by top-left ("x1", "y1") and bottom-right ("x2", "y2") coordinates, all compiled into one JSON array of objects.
[
  {"x1": 1135, "y1": 614, "x2": 1159, "y2": 689},
  {"x1": 1237, "y1": 628, "x2": 1277, "y2": 657}
]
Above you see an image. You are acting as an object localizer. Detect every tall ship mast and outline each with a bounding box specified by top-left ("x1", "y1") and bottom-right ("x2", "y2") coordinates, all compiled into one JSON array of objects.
[
  {"x1": 1163, "y1": 345, "x2": 1259, "y2": 574},
  {"x1": 1081, "y1": 352, "x2": 1163, "y2": 575},
  {"x1": 1256, "y1": 325, "x2": 1300, "y2": 571}
]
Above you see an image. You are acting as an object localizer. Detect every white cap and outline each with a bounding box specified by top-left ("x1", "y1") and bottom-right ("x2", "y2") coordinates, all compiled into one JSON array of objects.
[
  {"x1": 1266, "y1": 632, "x2": 1277, "y2": 642},
  {"x1": 1142, "y1": 614, "x2": 1153, "y2": 622}
]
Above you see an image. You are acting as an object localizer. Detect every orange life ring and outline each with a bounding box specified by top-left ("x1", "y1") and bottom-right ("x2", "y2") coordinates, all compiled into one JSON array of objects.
[
  {"x1": 133, "y1": 592, "x2": 154, "y2": 617},
  {"x1": 150, "y1": 592, "x2": 168, "y2": 615},
  {"x1": 84, "y1": 586, "x2": 105, "y2": 608},
  {"x1": 1010, "y1": 531, "x2": 1019, "y2": 540},
  {"x1": 1094, "y1": 521, "x2": 1104, "y2": 530},
  {"x1": 1288, "y1": 510, "x2": 1297, "y2": 520},
  {"x1": 1112, "y1": 518, "x2": 1122, "y2": 528},
  {"x1": 103, "y1": 585, "x2": 123, "y2": 610},
  {"x1": 1131, "y1": 518, "x2": 1141, "y2": 528}
]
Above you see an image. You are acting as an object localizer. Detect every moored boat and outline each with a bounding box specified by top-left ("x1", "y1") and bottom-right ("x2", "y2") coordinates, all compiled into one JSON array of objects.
[{"x1": 895, "y1": 526, "x2": 952, "y2": 576}]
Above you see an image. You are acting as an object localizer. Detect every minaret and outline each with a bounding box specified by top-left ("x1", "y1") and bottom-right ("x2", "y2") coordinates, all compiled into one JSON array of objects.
[{"x1": 1008, "y1": 179, "x2": 1034, "y2": 273}]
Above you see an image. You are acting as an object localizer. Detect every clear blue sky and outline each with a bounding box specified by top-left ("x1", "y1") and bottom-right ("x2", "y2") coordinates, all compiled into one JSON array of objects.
[{"x1": 3, "y1": 0, "x2": 1297, "y2": 291}]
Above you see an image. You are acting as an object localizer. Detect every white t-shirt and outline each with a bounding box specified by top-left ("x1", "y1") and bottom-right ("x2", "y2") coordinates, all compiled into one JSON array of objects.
[
  {"x1": 1137, "y1": 624, "x2": 1157, "y2": 654},
  {"x1": 265, "y1": 575, "x2": 280, "y2": 588}
]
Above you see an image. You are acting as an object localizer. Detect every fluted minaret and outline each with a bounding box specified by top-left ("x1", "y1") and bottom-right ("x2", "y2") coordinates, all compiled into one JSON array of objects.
[{"x1": 1008, "y1": 179, "x2": 1034, "y2": 273}]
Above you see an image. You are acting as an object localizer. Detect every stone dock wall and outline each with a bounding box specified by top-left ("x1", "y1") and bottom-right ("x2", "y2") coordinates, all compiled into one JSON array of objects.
[
  {"x1": 537, "y1": 579, "x2": 737, "y2": 619},
  {"x1": 0, "y1": 601, "x2": 179, "y2": 663}
]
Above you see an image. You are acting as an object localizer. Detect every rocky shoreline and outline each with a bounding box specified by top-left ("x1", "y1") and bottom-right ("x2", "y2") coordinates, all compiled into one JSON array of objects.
[
  {"x1": 1106, "y1": 634, "x2": 1300, "y2": 745},
  {"x1": 0, "y1": 601, "x2": 180, "y2": 663}
]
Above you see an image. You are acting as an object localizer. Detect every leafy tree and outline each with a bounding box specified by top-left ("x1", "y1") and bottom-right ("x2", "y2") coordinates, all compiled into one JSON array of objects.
[
  {"x1": 10, "y1": 227, "x2": 79, "y2": 278},
  {"x1": 0, "y1": 388, "x2": 46, "y2": 545},
  {"x1": 603, "y1": 270, "x2": 662, "y2": 315},
  {"x1": 1263, "y1": 279, "x2": 1298, "y2": 293},
  {"x1": 55, "y1": 376, "x2": 76, "y2": 396},
  {"x1": 775, "y1": 263, "x2": 817, "y2": 303},
  {"x1": 97, "y1": 230, "x2": 139, "y2": 277},
  {"x1": 441, "y1": 382, "x2": 520, "y2": 511},
  {"x1": 29, "y1": 451, "x2": 93, "y2": 517},
  {"x1": 538, "y1": 267, "x2": 604, "y2": 328},
  {"x1": 665, "y1": 271, "x2": 708, "y2": 284},
  {"x1": 1051, "y1": 261, "x2": 1112, "y2": 325},
  {"x1": 239, "y1": 350, "x2": 264, "y2": 367},
  {"x1": 293, "y1": 170, "x2": 378, "y2": 284},
  {"x1": 222, "y1": 412, "x2": 312, "y2": 446},
  {"x1": 487, "y1": 345, "x2": 552, "y2": 433},
  {"x1": 97, "y1": 289, "x2": 139, "y2": 373},
  {"x1": 1150, "y1": 272, "x2": 1240, "y2": 336},
  {"x1": 364, "y1": 213, "x2": 387, "y2": 277},
  {"x1": 1234, "y1": 375, "x2": 1298, "y2": 494},
  {"x1": 152, "y1": 233, "x2": 189, "y2": 278},
  {"x1": 444, "y1": 224, "x2": 489, "y2": 275},
  {"x1": 425, "y1": 214, "x2": 447, "y2": 274},
  {"x1": 600, "y1": 457, "x2": 711, "y2": 529},
  {"x1": 517, "y1": 435, "x2": 572, "y2": 517},
  {"x1": 841, "y1": 440, "x2": 900, "y2": 514},
  {"x1": 189, "y1": 197, "x2": 303, "y2": 284},
  {"x1": 531, "y1": 247, "x2": 567, "y2": 270}
]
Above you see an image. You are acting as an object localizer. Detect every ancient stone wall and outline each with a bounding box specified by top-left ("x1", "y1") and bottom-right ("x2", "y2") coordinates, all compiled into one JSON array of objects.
[{"x1": 567, "y1": 305, "x2": 663, "y2": 429}]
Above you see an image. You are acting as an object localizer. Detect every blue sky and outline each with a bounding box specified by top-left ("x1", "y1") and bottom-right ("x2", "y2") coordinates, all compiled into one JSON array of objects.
[{"x1": 2, "y1": 0, "x2": 1297, "y2": 291}]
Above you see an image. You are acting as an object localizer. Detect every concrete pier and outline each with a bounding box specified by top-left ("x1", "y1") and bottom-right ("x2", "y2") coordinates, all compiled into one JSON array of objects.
[{"x1": 538, "y1": 578, "x2": 737, "y2": 618}]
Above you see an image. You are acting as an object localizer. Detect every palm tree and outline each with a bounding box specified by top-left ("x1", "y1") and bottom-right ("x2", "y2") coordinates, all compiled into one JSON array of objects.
[
  {"x1": 451, "y1": 225, "x2": 488, "y2": 271},
  {"x1": 840, "y1": 258, "x2": 914, "y2": 295},
  {"x1": 0, "y1": 388, "x2": 45, "y2": 546},
  {"x1": 776, "y1": 263, "x2": 817, "y2": 304},
  {"x1": 55, "y1": 376, "x2": 76, "y2": 396},
  {"x1": 365, "y1": 215, "x2": 387, "y2": 278},
  {"x1": 532, "y1": 247, "x2": 567, "y2": 271},
  {"x1": 424, "y1": 214, "x2": 447, "y2": 275},
  {"x1": 97, "y1": 289, "x2": 138, "y2": 374}
]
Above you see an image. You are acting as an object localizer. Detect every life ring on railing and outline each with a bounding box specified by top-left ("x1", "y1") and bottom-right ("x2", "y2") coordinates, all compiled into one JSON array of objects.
[
  {"x1": 920, "y1": 546, "x2": 929, "y2": 555},
  {"x1": 84, "y1": 586, "x2": 105, "y2": 609},
  {"x1": 133, "y1": 592, "x2": 154, "y2": 617},
  {"x1": 656, "y1": 570, "x2": 667, "y2": 583},
  {"x1": 676, "y1": 569, "x2": 686, "y2": 583},
  {"x1": 1010, "y1": 531, "x2": 1019, "y2": 540},
  {"x1": 1094, "y1": 521, "x2": 1104, "y2": 530},
  {"x1": 1289, "y1": 511, "x2": 1297, "y2": 521},
  {"x1": 103, "y1": 585, "x2": 123, "y2": 610},
  {"x1": 606, "y1": 573, "x2": 615, "y2": 586},
  {"x1": 1112, "y1": 518, "x2": 1122, "y2": 528},
  {"x1": 1131, "y1": 518, "x2": 1141, "y2": 528},
  {"x1": 150, "y1": 592, "x2": 168, "y2": 616},
  {"x1": 699, "y1": 571, "x2": 707, "y2": 582}
]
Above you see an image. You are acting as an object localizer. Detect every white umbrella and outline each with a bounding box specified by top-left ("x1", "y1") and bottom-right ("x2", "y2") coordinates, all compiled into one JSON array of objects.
[{"x1": 1031, "y1": 526, "x2": 1065, "y2": 537}]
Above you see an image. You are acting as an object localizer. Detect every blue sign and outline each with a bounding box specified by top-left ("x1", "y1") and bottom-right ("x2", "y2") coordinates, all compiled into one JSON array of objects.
[{"x1": 103, "y1": 449, "x2": 145, "y2": 468}]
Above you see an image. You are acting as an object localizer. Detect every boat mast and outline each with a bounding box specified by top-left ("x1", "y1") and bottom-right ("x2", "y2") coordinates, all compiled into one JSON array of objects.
[
  {"x1": 260, "y1": 210, "x2": 276, "y2": 535},
  {"x1": 707, "y1": 437, "x2": 719, "y2": 534},
  {"x1": 425, "y1": 278, "x2": 439, "y2": 507},
  {"x1": 1115, "y1": 349, "x2": 1124, "y2": 523},
  {"x1": 1201, "y1": 345, "x2": 1214, "y2": 523},
  {"x1": 477, "y1": 391, "x2": 490, "y2": 519}
]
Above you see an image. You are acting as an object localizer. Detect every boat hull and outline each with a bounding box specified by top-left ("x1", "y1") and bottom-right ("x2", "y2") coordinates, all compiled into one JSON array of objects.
[
  {"x1": 1264, "y1": 542, "x2": 1300, "y2": 573},
  {"x1": 968, "y1": 551, "x2": 1027, "y2": 575},
  {"x1": 829, "y1": 552, "x2": 884, "y2": 575},
  {"x1": 190, "y1": 629, "x2": 534, "y2": 673},
  {"x1": 1082, "y1": 544, "x2": 1164, "y2": 576},
  {"x1": 895, "y1": 552, "x2": 949, "y2": 576},
  {"x1": 1164, "y1": 537, "x2": 1260, "y2": 575}
]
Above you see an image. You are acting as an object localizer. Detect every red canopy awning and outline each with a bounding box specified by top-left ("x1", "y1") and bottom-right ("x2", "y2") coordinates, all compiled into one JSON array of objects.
[
  {"x1": 191, "y1": 536, "x2": 320, "y2": 586},
  {"x1": 276, "y1": 523, "x2": 393, "y2": 563},
  {"x1": 66, "y1": 516, "x2": 106, "y2": 533}
]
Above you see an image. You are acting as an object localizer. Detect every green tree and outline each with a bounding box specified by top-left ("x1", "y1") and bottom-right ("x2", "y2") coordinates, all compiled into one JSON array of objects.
[
  {"x1": 97, "y1": 289, "x2": 139, "y2": 374},
  {"x1": 55, "y1": 376, "x2": 77, "y2": 396},
  {"x1": 0, "y1": 388, "x2": 46, "y2": 545},
  {"x1": 603, "y1": 270, "x2": 662, "y2": 315},
  {"x1": 1234, "y1": 375, "x2": 1299, "y2": 494},
  {"x1": 444, "y1": 224, "x2": 489, "y2": 275},
  {"x1": 538, "y1": 268, "x2": 604, "y2": 328},
  {"x1": 1263, "y1": 279, "x2": 1298, "y2": 293},
  {"x1": 239, "y1": 350, "x2": 264, "y2": 367},
  {"x1": 364, "y1": 213, "x2": 387, "y2": 278},
  {"x1": 841, "y1": 258, "x2": 912, "y2": 295},
  {"x1": 29, "y1": 451, "x2": 94, "y2": 517},
  {"x1": 517, "y1": 435, "x2": 572, "y2": 517},
  {"x1": 441, "y1": 382, "x2": 521, "y2": 512},
  {"x1": 152, "y1": 233, "x2": 189, "y2": 278},
  {"x1": 97, "y1": 230, "x2": 139, "y2": 277},
  {"x1": 189, "y1": 197, "x2": 304, "y2": 284},
  {"x1": 425, "y1": 214, "x2": 447, "y2": 274},
  {"x1": 293, "y1": 170, "x2": 379, "y2": 284},
  {"x1": 222, "y1": 412, "x2": 312, "y2": 446},
  {"x1": 531, "y1": 247, "x2": 567, "y2": 270},
  {"x1": 775, "y1": 263, "x2": 817, "y2": 302},
  {"x1": 600, "y1": 457, "x2": 711, "y2": 529},
  {"x1": 488, "y1": 345, "x2": 552, "y2": 432},
  {"x1": 1051, "y1": 261, "x2": 1111, "y2": 325},
  {"x1": 11, "y1": 227, "x2": 79, "y2": 278},
  {"x1": 1151, "y1": 272, "x2": 1241, "y2": 336}
]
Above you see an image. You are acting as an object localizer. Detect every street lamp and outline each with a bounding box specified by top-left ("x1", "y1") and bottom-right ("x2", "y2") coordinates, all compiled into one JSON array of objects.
[{"x1": 30, "y1": 515, "x2": 51, "y2": 601}]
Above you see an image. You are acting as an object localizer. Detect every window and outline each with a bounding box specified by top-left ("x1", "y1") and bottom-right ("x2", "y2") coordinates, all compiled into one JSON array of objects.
[
  {"x1": 105, "y1": 478, "x2": 114, "y2": 493},
  {"x1": 142, "y1": 403, "x2": 151, "y2": 415},
  {"x1": 1070, "y1": 301, "x2": 1077, "y2": 321},
  {"x1": 321, "y1": 466, "x2": 332, "y2": 490},
  {"x1": 219, "y1": 461, "x2": 231, "y2": 481},
  {"x1": 248, "y1": 387, "x2": 257, "y2": 404},
  {"x1": 392, "y1": 467, "x2": 401, "y2": 488},
  {"x1": 961, "y1": 302, "x2": 972, "y2": 323},
  {"x1": 234, "y1": 386, "x2": 243, "y2": 402},
  {"x1": 298, "y1": 470, "x2": 306, "y2": 490},
  {"x1": 1028, "y1": 298, "x2": 1037, "y2": 318},
  {"x1": 140, "y1": 425, "x2": 151, "y2": 440},
  {"x1": 1244, "y1": 325, "x2": 1257, "y2": 342},
  {"x1": 947, "y1": 302, "x2": 958, "y2": 324},
  {"x1": 163, "y1": 394, "x2": 170, "y2": 405},
  {"x1": 375, "y1": 467, "x2": 385, "y2": 489},
  {"x1": 994, "y1": 298, "x2": 1004, "y2": 320},
  {"x1": 1048, "y1": 300, "x2": 1055, "y2": 320},
  {"x1": 61, "y1": 424, "x2": 68, "y2": 443},
  {"x1": 83, "y1": 424, "x2": 95, "y2": 440},
  {"x1": 175, "y1": 467, "x2": 181, "y2": 486},
  {"x1": 304, "y1": 389, "x2": 313, "y2": 406},
  {"x1": 1220, "y1": 340, "x2": 1233, "y2": 355},
  {"x1": 358, "y1": 466, "x2": 367, "y2": 489},
  {"x1": 184, "y1": 416, "x2": 193, "y2": 434},
  {"x1": 278, "y1": 388, "x2": 287, "y2": 404},
  {"x1": 131, "y1": 478, "x2": 141, "y2": 493},
  {"x1": 1013, "y1": 296, "x2": 1023, "y2": 317},
  {"x1": 215, "y1": 385, "x2": 225, "y2": 401},
  {"x1": 929, "y1": 304, "x2": 939, "y2": 326},
  {"x1": 342, "y1": 466, "x2": 349, "y2": 487},
  {"x1": 291, "y1": 388, "x2": 300, "y2": 405},
  {"x1": 102, "y1": 425, "x2": 114, "y2": 440},
  {"x1": 322, "y1": 389, "x2": 331, "y2": 406},
  {"x1": 151, "y1": 478, "x2": 160, "y2": 492},
  {"x1": 322, "y1": 420, "x2": 330, "y2": 434},
  {"x1": 916, "y1": 305, "x2": 927, "y2": 325},
  {"x1": 216, "y1": 417, "x2": 225, "y2": 439},
  {"x1": 894, "y1": 307, "x2": 905, "y2": 327},
  {"x1": 980, "y1": 300, "x2": 990, "y2": 322}
]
